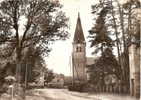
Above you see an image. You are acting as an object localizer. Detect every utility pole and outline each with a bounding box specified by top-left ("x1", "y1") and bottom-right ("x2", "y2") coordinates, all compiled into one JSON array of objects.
[{"x1": 25, "y1": 63, "x2": 28, "y2": 89}]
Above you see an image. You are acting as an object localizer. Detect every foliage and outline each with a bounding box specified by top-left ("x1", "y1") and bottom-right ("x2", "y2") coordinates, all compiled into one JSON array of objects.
[
  {"x1": 20, "y1": 45, "x2": 47, "y2": 83},
  {"x1": 89, "y1": 0, "x2": 140, "y2": 91},
  {"x1": 0, "y1": 45, "x2": 46, "y2": 91},
  {"x1": 44, "y1": 69, "x2": 55, "y2": 84},
  {"x1": 88, "y1": 1, "x2": 114, "y2": 55},
  {"x1": 89, "y1": 48, "x2": 121, "y2": 86},
  {"x1": 0, "y1": 0, "x2": 69, "y2": 56},
  {"x1": 0, "y1": 0, "x2": 69, "y2": 93}
]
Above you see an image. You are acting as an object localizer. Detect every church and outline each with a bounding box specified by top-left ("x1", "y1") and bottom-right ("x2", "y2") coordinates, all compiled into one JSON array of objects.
[
  {"x1": 71, "y1": 11, "x2": 140, "y2": 97},
  {"x1": 72, "y1": 13, "x2": 95, "y2": 82}
]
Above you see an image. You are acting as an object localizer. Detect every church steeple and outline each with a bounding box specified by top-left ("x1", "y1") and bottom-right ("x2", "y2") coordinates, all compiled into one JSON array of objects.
[
  {"x1": 73, "y1": 13, "x2": 85, "y2": 43},
  {"x1": 72, "y1": 13, "x2": 87, "y2": 82}
]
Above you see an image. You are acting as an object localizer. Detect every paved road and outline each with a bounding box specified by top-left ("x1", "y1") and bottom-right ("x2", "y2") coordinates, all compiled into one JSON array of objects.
[{"x1": 26, "y1": 88, "x2": 138, "y2": 100}]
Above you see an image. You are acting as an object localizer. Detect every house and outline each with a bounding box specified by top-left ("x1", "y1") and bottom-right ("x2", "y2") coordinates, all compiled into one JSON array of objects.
[{"x1": 48, "y1": 74, "x2": 65, "y2": 88}]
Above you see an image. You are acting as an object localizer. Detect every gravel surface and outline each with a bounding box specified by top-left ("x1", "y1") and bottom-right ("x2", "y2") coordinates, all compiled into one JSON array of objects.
[{"x1": 0, "y1": 88, "x2": 139, "y2": 100}]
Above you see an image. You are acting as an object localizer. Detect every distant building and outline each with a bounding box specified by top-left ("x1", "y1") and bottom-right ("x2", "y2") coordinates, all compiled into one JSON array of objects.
[
  {"x1": 72, "y1": 14, "x2": 95, "y2": 82},
  {"x1": 86, "y1": 57, "x2": 97, "y2": 81},
  {"x1": 48, "y1": 74, "x2": 64, "y2": 88},
  {"x1": 64, "y1": 76, "x2": 73, "y2": 85}
]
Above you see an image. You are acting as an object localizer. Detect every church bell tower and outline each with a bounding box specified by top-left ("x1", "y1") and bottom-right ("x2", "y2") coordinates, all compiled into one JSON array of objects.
[{"x1": 72, "y1": 13, "x2": 87, "y2": 82}]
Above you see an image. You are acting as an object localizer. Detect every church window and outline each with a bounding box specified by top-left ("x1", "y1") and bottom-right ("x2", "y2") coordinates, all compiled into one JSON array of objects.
[
  {"x1": 76, "y1": 47, "x2": 79, "y2": 52},
  {"x1": 76, "y1": 46, "x2": 82, "y2": 52},
  {"x1": 79, "y1": 47, "x2": 82, "y2": 52}
]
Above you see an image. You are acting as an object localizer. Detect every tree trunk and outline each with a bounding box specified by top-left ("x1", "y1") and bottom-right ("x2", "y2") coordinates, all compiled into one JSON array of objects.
[
  {"x1": 116, "y1": 0, "x2": 130, "y2": 90},
  {"x1": 110, "y1": 0, "x2": 123, "y2": 80},
  {"x1": 15, "y1": 45, "x2": 26, "y2": 100},
  {"x1": 101, "y1": 44, "x2": 104, "y2": 54}
]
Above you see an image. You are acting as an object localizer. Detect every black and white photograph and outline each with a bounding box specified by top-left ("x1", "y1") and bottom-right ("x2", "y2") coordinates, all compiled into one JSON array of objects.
[{"x1": 0, "y1": 0, "x2": 140, "y2": 100}]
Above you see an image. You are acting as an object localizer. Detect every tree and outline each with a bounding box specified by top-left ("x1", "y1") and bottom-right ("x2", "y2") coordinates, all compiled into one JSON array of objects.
[
  {"x1": 21, "y1": 45, "x2": 48, "y2": 87},
  {"x1": 89, "y1": 0, "x2": 133, "y2": 93},
  {"x1": 44, "y1": 69, "x2": 55, "y2": 85},
  {"x1": 89, "y1": 3, "x2": 114, "y2": 55},
  {"x1": 0, "y1": 0, "x2": 68, "y2": 99},
  {"x1": 89, "y1": 48, "x2": 121, "y2": 92},
  {"x1": 114, "y1": 0, "x2": 140, "y2": 90},
  {"x1": 0, "y1": 44, "x2": 48, "y2": 92}
]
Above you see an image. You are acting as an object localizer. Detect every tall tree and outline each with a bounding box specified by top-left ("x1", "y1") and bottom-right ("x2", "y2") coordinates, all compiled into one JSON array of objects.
[
  {"x1": 0, "y1": 0, "x2": 69, "y2": 99},
  {"x1": 89, "y1": 48, "x2": 121, "y2": 92},
  {"x1": 89, "y1": 0, "x2": 141, "y2": 93},
  {"x1": 115, "y1": 0, "x2": 140, "y2": 90},
  {"x1": 89, "y1": 3, "x2": 114, "y2": 55}
]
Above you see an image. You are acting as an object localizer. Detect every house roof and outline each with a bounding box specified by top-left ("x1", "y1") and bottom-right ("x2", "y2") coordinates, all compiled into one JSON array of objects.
[{"x1": 86, "y1": 57, "x2": 97, "y2": 65}]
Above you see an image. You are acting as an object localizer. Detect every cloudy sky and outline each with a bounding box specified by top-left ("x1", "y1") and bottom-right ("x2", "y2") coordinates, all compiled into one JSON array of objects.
[{"x1": 46, "y1": 0, "x2": 96, "y2": 76}]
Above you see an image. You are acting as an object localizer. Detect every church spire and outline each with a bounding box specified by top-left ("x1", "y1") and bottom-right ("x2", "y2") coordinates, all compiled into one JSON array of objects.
[
  {"x1": 78, "y1": 12, "x2": 80, "y2": 18},
  {"x1": 73, "y1": 13, "x2": 85, "y2": 43}
]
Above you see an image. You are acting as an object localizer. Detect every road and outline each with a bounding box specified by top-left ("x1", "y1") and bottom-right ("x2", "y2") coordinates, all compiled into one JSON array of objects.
[{"x1": 26, "y1": 88, "x2": 138, "y2": 100}]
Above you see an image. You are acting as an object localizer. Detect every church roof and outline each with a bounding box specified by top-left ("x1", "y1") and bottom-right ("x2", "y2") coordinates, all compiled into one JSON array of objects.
[
  {"x1": 86, "y1": 57, "x2": 96, "y2": 65},
  {"x1": 73, "y1": 13, "x2": 85, "y2": 43}
]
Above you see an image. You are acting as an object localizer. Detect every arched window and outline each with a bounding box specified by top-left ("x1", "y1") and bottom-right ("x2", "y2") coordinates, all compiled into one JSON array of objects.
[
  {"x1": 76, "y1": 47, "x2": 79, "y2": 52},
  {"x1": 79, "y1": 47, "x2": 82, "y2": 52},
  {"x1": 76, "y1": 46, "x2": 82, "y2": 52}
]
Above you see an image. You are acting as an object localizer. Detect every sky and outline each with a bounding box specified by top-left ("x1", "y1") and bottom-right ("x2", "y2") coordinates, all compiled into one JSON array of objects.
[{"x1": 46, "y1": 0, "x2": 96, "y2": 76}]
